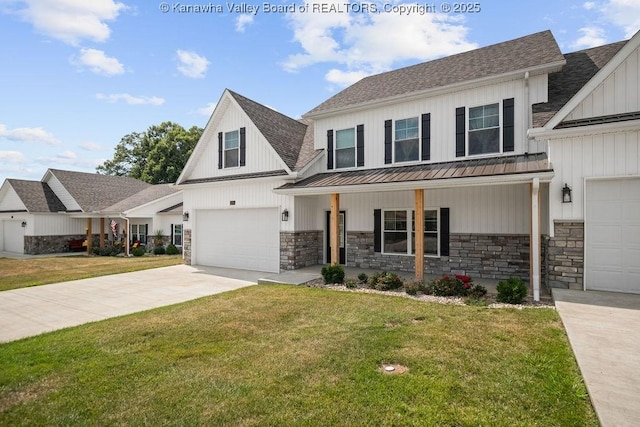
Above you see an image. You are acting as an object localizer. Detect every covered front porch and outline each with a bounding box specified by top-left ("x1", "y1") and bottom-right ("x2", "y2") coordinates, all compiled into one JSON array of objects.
[{"x1": 276, "y1": 153, "x2": 553, "y2": 301}]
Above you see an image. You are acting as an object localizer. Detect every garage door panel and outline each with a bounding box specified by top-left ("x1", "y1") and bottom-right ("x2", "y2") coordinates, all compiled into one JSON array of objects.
[
  {"x1": 195, "y1": 208, "x2": 280, "y2": 273},
  {"x1": 586, "y1": 178, "x2": 640, "y2": 294}
]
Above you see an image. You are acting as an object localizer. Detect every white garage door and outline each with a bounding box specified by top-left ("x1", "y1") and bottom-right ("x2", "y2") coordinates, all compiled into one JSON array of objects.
[
  {"x1": 195, "y1": 208, "x2": 280, "y2": 273},
  {"x1": 2, "y1": 220, "x2": 25, "y2": 253},
  {"x1": 586, "y1": 178, "x2": 640, "y2": 293}
]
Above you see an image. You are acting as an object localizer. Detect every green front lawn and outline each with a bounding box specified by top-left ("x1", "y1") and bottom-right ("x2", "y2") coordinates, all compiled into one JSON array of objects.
[
  {"x1": 0, "y1": 255, "x2": 184, "y2": 291},
  {"x1": 0, "y1": 285, "x2": 596, "y2": 426}
]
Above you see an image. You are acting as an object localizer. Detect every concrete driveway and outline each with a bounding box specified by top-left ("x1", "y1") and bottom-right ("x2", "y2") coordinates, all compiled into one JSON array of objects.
[
  {"x1": 553, "y1": 289, "x2": 640, "y2": 427},
  {"x1": 0, "y1": 264, "x2": 262, "y2": 343}
]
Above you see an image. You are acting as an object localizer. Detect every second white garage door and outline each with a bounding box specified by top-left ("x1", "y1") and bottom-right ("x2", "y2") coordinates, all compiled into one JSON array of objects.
[
  {"x1": 2, "y1": 220, "x2": 24, "y2": 253},
  {"x1": 585, "y1": 178, "x2": 640, "y2": 294},
  {"x1": 195, "y1": 208, "x2": 280, "y2": 273}
]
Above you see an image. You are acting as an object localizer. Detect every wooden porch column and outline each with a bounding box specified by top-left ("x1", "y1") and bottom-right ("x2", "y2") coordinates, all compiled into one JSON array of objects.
[
  {"x1": 530, "y1": 178, "x2": 541, "y2": 301},
  {"x1": 330, "y1": 193, "x2": 340, "y2": 265},
  {"x1": 99, "y1": 218, "x2": 105, "y2": 249},
  {"x1": 415, "y1": 189, "x2": 424, "y2": 281},
  {"x1": 86, "y1": 218, "x2": 92, "y2": 254}
]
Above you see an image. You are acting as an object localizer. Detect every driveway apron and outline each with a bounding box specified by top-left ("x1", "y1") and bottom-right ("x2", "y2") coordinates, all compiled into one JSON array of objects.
[
  {"x1": 0, "y1": 264, "x2": 257, "y2": 343},
  {"x1": 553, "y1": 289, "x2": 640, "y2": 427}
]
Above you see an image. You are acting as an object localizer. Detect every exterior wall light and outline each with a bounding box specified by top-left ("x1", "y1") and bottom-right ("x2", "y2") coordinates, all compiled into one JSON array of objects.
[
  {"x1": 21, "y1": 221, "x2": 27, "y2": 227},
  {"x1": 282, "y1": 209, "x2": 289, "y2": 221},
  {"x1": 562, "y1": 183, "x2": 572, "y2": 203},
  {"x1": 183, "y1": 212, "x2": 189, "y2": 222}
]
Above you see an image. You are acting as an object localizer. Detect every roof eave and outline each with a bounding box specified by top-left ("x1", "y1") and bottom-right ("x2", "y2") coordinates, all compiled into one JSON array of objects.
[
  {"x1": 528, "y1": 118, "x2": 640, "y2": 140},
  {"x1": 304, "y1": 61, "x2": 566, "y2": 119},
  {"x1": 273, "y1": 170, "x2": 555, "y2": 196}
]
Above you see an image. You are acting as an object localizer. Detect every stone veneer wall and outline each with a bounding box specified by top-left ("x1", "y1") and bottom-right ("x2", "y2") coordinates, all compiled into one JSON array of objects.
[
  {"x1": 346, "y1": 232, "x2": 530, "y2": 281},
  {"x1": 545, "y1": 221, "x2": 584, "y2": 290},
  {"x1": 24, "y1": 234, "x2": 94, "y2": 255},
  {"x1": 280, "y1": 231, "x2": 322, "y2": 270},
  {"x1": 183, "y1": 229, "x2": 192, "y2": 265}
]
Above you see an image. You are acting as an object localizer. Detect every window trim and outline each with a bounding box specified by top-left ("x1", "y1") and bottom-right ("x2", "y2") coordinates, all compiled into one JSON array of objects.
[
  {"x1": 382, "y1": 208, "x2": 440, "y2": 257},
  {"x1": 223, "y1": 130, "x2": 240, "y2": 168},
  {"x1": 466, "y1": 101, "x2": 503, "y2": 158},
  {"x1": 172, "y1": 224, "x2": 183, "y2": 247},
  {"x1": 130, "y1": 224, "x2": 147, "y2": 245},
  {"x1": 334, "y1": 127, "x2": 357, "y2": 169},
  {"x1": 393, "y1": 117, "x2": 421, "y2": 164}
]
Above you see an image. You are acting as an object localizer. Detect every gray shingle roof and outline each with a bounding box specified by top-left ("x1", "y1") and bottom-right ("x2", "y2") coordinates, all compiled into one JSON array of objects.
[
  {"x1": 101, "y1": 184, "x2": 180, "y2": 213},
  {"x1": 49, "y1": 169, "x2": 152, "y2": 212},
  {"x1": 305, "y1": 31, "x2": 565, "y2": 116},
  {"x1": 7, "y1": 179, "x2": 66, "y2": 212},
  {"x1": 294, "y1": 118, "x2": 322, "y2": 171},
  {"x1": 532, "y1": 40, "x2": 627, "y2": 127},
  {"x1": 158, "y1": 202, "x2": 183, "y2": 214},
  {"x1": 229, "y1": 90, "x2": 310, "y2": 170}
]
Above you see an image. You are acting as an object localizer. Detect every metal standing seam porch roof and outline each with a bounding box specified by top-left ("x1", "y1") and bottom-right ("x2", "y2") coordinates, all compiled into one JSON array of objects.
[{"x1": 275, "y1": 153, "x2": 552, "y2": 194}]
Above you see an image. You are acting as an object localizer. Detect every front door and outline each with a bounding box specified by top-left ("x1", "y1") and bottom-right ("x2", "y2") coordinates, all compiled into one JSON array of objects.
[{"x1": 325, "y1": 211, "x2": 346, "y2": 264}]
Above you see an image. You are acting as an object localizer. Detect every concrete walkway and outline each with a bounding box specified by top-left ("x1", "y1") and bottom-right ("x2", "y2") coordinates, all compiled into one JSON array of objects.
[
  {"x1": 0, "y1": 264, "x2": 263, "y2": 343},
  {"x1": 553, "y1": 289, "x2": 640, "y2": 427}
]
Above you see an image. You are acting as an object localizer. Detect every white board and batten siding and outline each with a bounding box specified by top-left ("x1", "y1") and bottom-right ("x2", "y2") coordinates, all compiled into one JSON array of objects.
[
  {"x1": 187, "y1": 98, "x2": 287, "y2": 182},
  {"x1": 564, "y1": 44, "x2": 639, "y2": 121},
  {"x1": 0, "y1": 185, "x2": 27, "y2": 211},
  {"x1": 312, "y1": 76, "x2": 549, "y2": 169}
]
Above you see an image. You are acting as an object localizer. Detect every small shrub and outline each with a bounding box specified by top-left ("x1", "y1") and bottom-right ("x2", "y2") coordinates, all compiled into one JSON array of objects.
[
  {"x1": 321, "y1": 264, "x2": 345, "y2": 284},
  {"x1": 403, "y1": 282, "x2": 421, "y2": 295},
  {"x1": 357, "y1": 273, "x2": 368, "y2": 284},
  {"x1": 153, "y1": 246, "x2": 166, "y2": 255},
  {"x1": 344, "y1": 279, "x2": 358, "y2": 289},
  {"x1": 368, "y1": 271, "x2": 404, "y2": 291},
  {"x1": 468, "y1": 284, "x2": 488, "y2": 298},
  {"x1": 165, "y1": 243, "x2": 179, "y2": 255},
  {"x1": 496, "y1": 277, "x2": 528, "y2": 304},
  {"x1": 431, "y1": 275, "x2": 466, "y2": 296},
  {"x1": 92, "y1": 245, "x2": 122, "y2": 256},
  {"x1": 132, "y1": 247, "x2": 146, "y2": 257}
]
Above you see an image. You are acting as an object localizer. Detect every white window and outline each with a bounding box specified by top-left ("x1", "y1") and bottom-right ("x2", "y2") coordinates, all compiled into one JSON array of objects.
[
  {"x1": 468, "y1": 103, "x2": 500, "y2": 155},
  {"x1": 130, "y1": 224, "x2": 147, "y2": 244},
  {"x1": 395, "y1": 117, "x2": 419, "y2": 162},
  {"x1": 224, "y1": 130, "x2": 239, "y2": 168},
  {"x1": 335, "y1": 128, "x2": 355, "y2": 169},
  {"x1": 172, "y1": 224, "x2": 183, "y2": 246},
  {"x1": 383, "y1": 209, "x2": 439, "y2": 256}
]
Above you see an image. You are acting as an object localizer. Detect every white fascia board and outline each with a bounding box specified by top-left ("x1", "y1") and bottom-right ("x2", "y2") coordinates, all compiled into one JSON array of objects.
[
  {"x1": 273, "y1": 171, "x2": 555, "y2": 196},
  {"x1": 122, "y1": 190, "x2": 182, "y2": 216},
  {"x1": 175, "y1": 174, "x2": 290, "y2": 190},
  {"x1": 543, "y1": 31, "x2": 640, "y2": 130},
  {"x1": 294, "y1": 151, "x2": 324, "y2": 176},
  {"x1": 304, "y1": 62, "x2": 565, "y2": 120},
  {"x1": 528, "y1": 119, "x2": 640, "y2": 140}
]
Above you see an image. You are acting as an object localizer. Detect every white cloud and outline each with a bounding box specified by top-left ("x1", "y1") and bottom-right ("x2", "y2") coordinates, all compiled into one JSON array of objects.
[
  {"x1": 603, "y1": 0, "x2": 640, "y2": 38},
  {"x1": 96, "y1": 93, "x2": 165, "y2": 106},
  {"x1": 0, "y1": 151, "x2": 27, "y2": 163},
  {"x1": 236, "y1": 14, "x2": 254, "y2": 33},
  {"x1": 80, "y1": 141, "x2": 103, "y2": 151},
  {"x1": 0, "y1": 124, "x2": 60, "y2": 145},
  {"x1": 57, "y1": 150, "x2": 77, "y2": 159},
  {"x1": 325, "y1": 69, "x2": 370, "y2": 87},
  {"x1": 283, "y1": 0, "x2": 477, "y2": 87},
  {"x1": 572, "y1": 26, "x2": 608, "y2": 48},
  {"x1": 583, "y1": 1, "x2": 597, "y2": 10},
  {"x1": 195, "y1": 102, "x2": 217, "y2": 116},
  {"x1": 176, "y1": 50, "x2": 210, "y2": 78},
  {"x1": 75, "y1": 48, "x2": 124, "y2": 76},
  {"x1": 6, "y1": 0, "x2": 126, "y2": 46}
]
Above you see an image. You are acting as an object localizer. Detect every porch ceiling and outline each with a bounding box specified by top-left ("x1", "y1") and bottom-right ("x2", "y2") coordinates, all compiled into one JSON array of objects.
[{"x1": 275, "y1": 153, "x2": 553, "y2": 195}]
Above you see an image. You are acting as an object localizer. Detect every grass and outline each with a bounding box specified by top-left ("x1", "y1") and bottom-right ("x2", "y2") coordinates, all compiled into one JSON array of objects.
[
  {"x1": 0, "y1": 255, "x2": 184, "y2": 291},
  {"x1": 0, "y1": 285, "x2": 597, "y2": 426}
]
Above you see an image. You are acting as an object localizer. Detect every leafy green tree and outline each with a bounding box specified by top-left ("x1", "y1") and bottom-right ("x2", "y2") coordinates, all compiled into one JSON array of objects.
[{"x1": 97, "y1": 121, "x2": 202, "y2": 184}]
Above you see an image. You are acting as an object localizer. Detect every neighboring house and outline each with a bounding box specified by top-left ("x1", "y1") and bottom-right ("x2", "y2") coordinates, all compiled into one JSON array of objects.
[
  {"x1": 0, "y1": 168, "x2": 183, "y2": 254},
  {"x1": 529, "y1": 30, "x2": 640, "y2": 294}
]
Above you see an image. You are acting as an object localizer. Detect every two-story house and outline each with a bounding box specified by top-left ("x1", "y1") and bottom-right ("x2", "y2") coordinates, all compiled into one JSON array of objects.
[{"x1": 177, "y1": 29, "x2": 640, "y2": 300}]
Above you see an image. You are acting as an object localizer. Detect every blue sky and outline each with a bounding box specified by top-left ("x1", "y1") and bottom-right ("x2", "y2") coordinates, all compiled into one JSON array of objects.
[{"x1": 1, "y1": 0, "x2": 638, "y2": 183}]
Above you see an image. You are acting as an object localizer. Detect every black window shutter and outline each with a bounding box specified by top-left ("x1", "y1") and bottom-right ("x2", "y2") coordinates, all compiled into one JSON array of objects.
[
  {"x1": 217, "y1": 132, "x2": 223, "y2": 169},
  {"x1": 440, "y1": 208, "x2": 450, "y2": 256},
  {"x1": 356, "y1": 124, "x2": 364, "y2": 167},
  {"x1": 239, "y1": 127, "x2": 246, "y2": 166},
  {"x1": 421, "y1": 113, "x2": 431, "y2": 161},
  {"x1": 503, "y1": 98, "x2": 515, "y2": 152},
  {"x1": 455, "y1": 107, "x2": 465, "y2": 157},
  {"x1": 327, "y1": 129, "x2": 334, "y2": 169},
  {"x1": 170, "y1": 224, "x2": 174, "y2": 245},
  {"x1": 374, "y1": 209, "x2": 382, "y2": 252},
  {"x1": 384, "y1": 120, "x2": 392, "y2": 164}
]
